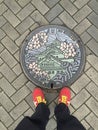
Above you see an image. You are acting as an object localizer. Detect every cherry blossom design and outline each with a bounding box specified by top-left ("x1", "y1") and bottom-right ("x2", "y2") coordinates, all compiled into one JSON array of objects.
[
  {"x1": 60, "y1": 42, "x2": 76, "y2": 59},
  {"x1": 27, "y1": 32, "x2": 48, "y2": 50},
  {"x1": 29, "y1": 62, "x2": 49, "y2": 78}
]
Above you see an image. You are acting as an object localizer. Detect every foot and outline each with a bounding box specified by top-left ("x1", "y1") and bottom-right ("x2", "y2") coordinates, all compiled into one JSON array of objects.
[
  {"x1": 58, "y1": 87, "x2": 71, "y2": 106},
  {"x1": 32, "y1": 88, "x2": 46, "y2": 107}
]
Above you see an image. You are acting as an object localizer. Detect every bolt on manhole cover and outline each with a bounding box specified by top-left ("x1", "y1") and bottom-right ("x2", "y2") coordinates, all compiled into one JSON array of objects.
[{"x1": 20, "y1": 25, "x2": 85, "y2": 89}]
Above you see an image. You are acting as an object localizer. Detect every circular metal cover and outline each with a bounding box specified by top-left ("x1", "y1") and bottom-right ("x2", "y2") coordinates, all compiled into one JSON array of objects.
[{"x1": 20, "y1": 25, "x2": 85, "y2": 89}]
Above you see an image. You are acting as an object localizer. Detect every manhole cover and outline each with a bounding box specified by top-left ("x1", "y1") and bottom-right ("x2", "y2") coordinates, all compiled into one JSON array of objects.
[{"x1": 20, "y1": 25, "x2": 85, "y2": 89}]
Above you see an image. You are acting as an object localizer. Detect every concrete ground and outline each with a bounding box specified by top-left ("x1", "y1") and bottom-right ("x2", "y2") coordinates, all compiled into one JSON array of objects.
[{"x1": 0, "y1": 0, "x2": 98, "y2": 130}]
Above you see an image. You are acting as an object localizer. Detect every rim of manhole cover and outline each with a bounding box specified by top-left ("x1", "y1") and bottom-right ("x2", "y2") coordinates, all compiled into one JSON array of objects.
[{"x1": 20, "y1": 25, "x2": 86, "y2": 90}]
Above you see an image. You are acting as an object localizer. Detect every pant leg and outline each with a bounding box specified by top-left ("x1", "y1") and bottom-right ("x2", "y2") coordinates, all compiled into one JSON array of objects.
[
  {"x1": 15, "y1": 103, "x2": 50, "y2": 130},
  {"x1": 55, "y1": 103, "x2": 86, "y2": 130}
]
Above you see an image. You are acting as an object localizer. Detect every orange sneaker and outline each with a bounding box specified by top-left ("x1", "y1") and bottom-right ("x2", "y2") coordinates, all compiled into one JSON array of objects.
[
  {"x1": 32, "y1": 88, "x2": 46, "y2": 107},
  {"x1": 58, "y1": 87, "x2": 71, "y2": 106}
]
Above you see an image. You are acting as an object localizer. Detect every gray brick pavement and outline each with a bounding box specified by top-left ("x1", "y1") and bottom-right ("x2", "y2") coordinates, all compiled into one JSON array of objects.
[
  {"x1": 2, "y1": 23, "x2": 19, "y2": 40},
  {"x1": 86, "y1": 113, "x2": 98, "y2": 130},
  {"x1": 74, "y1": 18, "x2": 91, "y2": 35},
  {"x1": 73, "y1": 5, "x2": 92, "y2": 23},
  {"x1": 87, "y1": 39, "x2": 98, "y2": 56},
  {"x1": 45, "y1": 4, "x2": 63, "y2": 22},
  {"x1": 59, "y1": 11, "x2": 77, "y2": 29},
  {"x1": 2, "y1": 36, "x2": 18, "y2": 54},
  {"x1": 17, "y1": 3, "x2": 35, "y2": 20},
  {"x1": 88, "y1": 12, "x2": 98, "y2": 28},
  {"x1": 0, "y1": 0, "x2": 98, "y2": 130},
  {"x1": 31, "y1": 0, "x2": 49, "y2": 15},
  {"x1": 87, "y1": 25, "x2": 98, "y2": 42},
  {"x1": 74, "y1": 0, "x2": 90, "y2": 9},
  {"x1": 60, "y1": 0, "x2": 77, "y2": 15},
  {"x1": 0, "y1": 16, "x2": 6, "y2": 27},
  {"x1": 16, "y1": 17, "x2": 34, "y2": 34},
  {"x1": 4, "y1": 0, "x2": 21, "y2": 14},
  {"x1": 3, "y1": 10, "x2": 20, "y2": 27}
]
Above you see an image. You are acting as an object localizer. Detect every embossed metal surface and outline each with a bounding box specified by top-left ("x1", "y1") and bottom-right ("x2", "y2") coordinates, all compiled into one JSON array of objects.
[{"x1": 20, "y1": 25, "x2": 85, "y2": 89}]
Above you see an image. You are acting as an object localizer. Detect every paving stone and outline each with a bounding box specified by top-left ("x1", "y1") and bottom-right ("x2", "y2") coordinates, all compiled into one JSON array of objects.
[
  {"x1": 0, "y1": 0, "x2": 4, "y2": 3},
  {"x1": 80, "y1": 32, "x2": 91, "y2": 44},
  {"x1": 24, "y1": 108, "x2": 34, "y2": 117},
  {"x1": 16, "y1": 17, "x2": 34, "y2": 34},
  {"x1": 86, "y1": 97, "x2": 98, "y2": 116},
  {"x1": 0, "y1": 3, "x2": 7, "y2": 15},
  {"x1": 0, "y1": 122, "x2": 7, "y2": 130},
  {"x1": 45, "y1": 4, "x2": 63, "y2": 22},
  {"x1": 86, "y1": 67, "x2": 98, "y2": 85},
  {"x1": 69, "y1": 105, "x2": 75, "y2": 114},
  {"x1": 59, "y1": 11, "x2": 77, "y2": 29},
  {"x1": 15, "y1": 30, "x2": 30, "y2": 46},
  {"x1": 60, "y1": 0, "x2": 77, "y2": 15},
  {"x1": 87, "y1": 54, "x2": 98, "y2": 71},
  {"x1": 74, "y1": 0, "x2": 90, "y2": 8},
  {"x1": 2, "y1": 36, "x2": 19, "y2": 54},
  {"x1": 18, "y1": 0, "x2": 31, "y2": 7},
  {"x1": 48, "y1": 102, "x2": 56, "y2": 118},
  {"x1": 30, "y1": 23, "x2": 39, "y2": 31},
  {"x1": 88, "y1": 12, "x2": 98, "y2": 28},
  {"x1": 12, "y1": 73, "x2": 28, "y2": 90},
  {"x1": 73, "y1": 104, "x2": 90, "y2": 121},
  {"x1": 31, "y1": 0, "x2": 49, "y2": 15},
  {"x1": 8, "y1": 116, "x2": 24, "y2": 130},
  {"x1": 71, "y1": 74, "x2": 90, "y2": 93},
  {"x1": 0, "y1": 77, "x2": 16, "y2": 96},
  {"x1": 0, "y1": 29, "x2": 6, "y2": 40},
  {"x1": 12, "y1": 63, "x2": 22, "y2": 76},
  {"x1": 0, "y1": 106, "x2": 13, "y2": 127},
  {"x1": 4, "y1": 0, "x2": 21, "y2": 14},
  {"x1": 0, "y1": 49, "x2": 17, "y2": 68},
  {"x1": 3, "y1": 10, "x2": 20, "y2": 27},
  {"x1": 25, "y1": 93, "x2": 35, "y2": 109},
  {"x1": 81, "y1": 120, "x2": 90, "y2": 130},
  {"x1": 70, "y1": 0, "x2": 75, "y2": 2},
  {"x1": 0, "y1": 92, "x2": 14, "y2": 112},
  {"x1": 0, "y1": 43, "x2": 4, "y2": 53},
  {"x1": 87, "y1": 39, "x2": 98, "y2": 56},
  {"x1": 85, "y1": 46, "x2": 92, "y2": 56},
  {"x1": 45, "y1": 0, "x2": 59, "y2": 8},
  {"x1": 0, "y1": 16, "x2": 6, "y2": 27},
  {"x1": 45, "y1": 91, "x2": 58, "y2": 104},
  {"x1": 26, "y1": 81, "x2": 36, "y2": 91},
  {"x1": 0, "y1": 57, "x2": 3, "y2": 65},
  {"x1": 11, "y1": 86, "x2": 30, "y2": 105},
  {"x1": 88, "y1": 128, "x2": 94, "y2": 130},
  {"x1": 14, "y1": 50, "x2": 20, "y2": 61},
  {"x1": 46, "y1": 118, "x2": 56, "y2": 130},
  {"x1": 84, "y1": 61, "x2": 91, "y2": 72},
  {"x1": 31, "y1": 10, "x2": 48, "y2": 25},
  {"x1": 86, "y1": 113, "x2": 98, "y2": 130},
  {"x1": 17, "y1": 3, "x2": 35, "y2": 20},
  {"x1": 86, "y1": 82, "x2": 98, "y2": 101},
  {"x1": 71, "y1": 89, "x2": 90, "y2": 109},
  {"x1": 0, "y1": 63, "x2": 17, "y2": 82},
  {"x1": 87, "y1": 25, "x2": 98, "y2": 42},
  {"x1": 0, "y1": 72, "x2": 2, "y2": 78},
  {"x1": 73, "y1": 5, "x2": 92, "y2": 23},
  {"x1": 2, "y1": 23, "x2": 19, "y2": 40},
  {"x1": 10, "y1": 100, "x2": 29, "y2": 120},
  {"x1": 88, "y1": 0, "x2": 98, "y2": 14},
  {"x1": 74, "y1": 19, "x2": 91, "y2": 35},
  {"x1": 51, "y1": 17, "x2": 63, "y2": 25}
]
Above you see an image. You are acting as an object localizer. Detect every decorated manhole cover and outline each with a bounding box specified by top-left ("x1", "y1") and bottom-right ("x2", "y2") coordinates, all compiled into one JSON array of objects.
[{"x1": 20, "y1": 25, "x2": 85, "y2": 89}]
